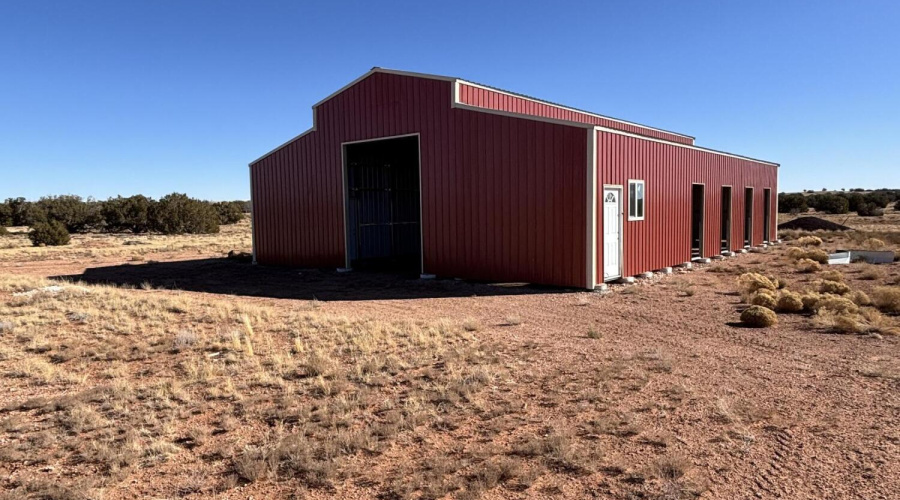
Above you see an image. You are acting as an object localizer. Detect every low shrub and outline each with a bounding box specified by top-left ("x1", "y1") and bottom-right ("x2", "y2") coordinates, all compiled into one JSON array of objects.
[
  {"x1": 856, "y1": 203, "x2": 884, "y2": 217},
  {"x1": 740, "y1": 306, "x2": 777, "y2": 328},
  {"x1": 859, "y1": 265, "x2": 884, "y2": 281},
  {"x1": 213, "y1": 201, "x2": 246, "y2": 225},
  {"x1": 872, "y1": 287, "x2": 900, "y2": 313},
  {"x1": 814, "y1": 296, "x2": 859, "y2": 315},
  {"x1": 796, "y1": 258, "x2": 821, "y2": 273},
  {"x1": 775, "y1": 291, "x2": 804, "y2": 313},
  {"x1": 862, "y1": 238, "x2": 886, "y2": 250},
  {"x1": 814, "y1": 310, "x2": 866, "y2": 334},
  {"x1": 786, "y1": 247, "x2": 806, "y2": 259},
  {"x1": 737, "y1": 273, "x2": 777, "y2": 296},
  {"x1": 804, "y1": 249, "x2": 830, "y2": 264},
  {"x1": 0, "y1": 226, "x2": 7, "y2": 236},
  {"x1": 817, "y1": 280, "x2": 851, "y2": 295},
  {"x1": 149, "y1": 193, "x2": 220, "y2": 235},
  {"x1": 849, "y1": 290, "x2": 872, "y2": 307},
  {"x1": 749, "y1": 290, "x2": 777, "y2": 309},
  {"x1": 820, "y1": 270, "x2": 844, "y2": 283},
  {"x1": 797, "y1": 236, "x2": 823, "y2": 247},
  {"x1": 29, "y1": 220, "x2": 71, "y2": 246},
  {"x1": 786, "y1": 247, "x2": 829, "y2": 264}
]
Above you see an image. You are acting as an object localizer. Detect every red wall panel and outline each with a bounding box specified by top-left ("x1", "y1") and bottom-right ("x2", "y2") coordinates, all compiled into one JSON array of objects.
[
  {"x1": 595, "y1": 130, "x2": 778, "y2": 281},
  {"x1": 250, "y1": 72, "x2": 588, "y2": 288},
  {"x1": 458, "y1": 83, "x2": 694, "y2": 145}
]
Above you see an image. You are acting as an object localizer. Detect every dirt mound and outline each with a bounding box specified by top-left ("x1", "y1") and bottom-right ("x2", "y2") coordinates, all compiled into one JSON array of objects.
[{"x1": 778, "y1": 216, "x2": 851, "y2": 232}]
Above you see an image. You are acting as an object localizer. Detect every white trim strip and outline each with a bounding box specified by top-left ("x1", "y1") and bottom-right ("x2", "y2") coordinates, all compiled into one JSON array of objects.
[
  {"x1": 458, "y1": 79, "x2": 695, "y2": 142},
  {"x1": 594, "y1": 126, "x2": 779, "y2": 167},
  {"x1": 586, "y1": 129, "x2": 597, "y2": 290}
]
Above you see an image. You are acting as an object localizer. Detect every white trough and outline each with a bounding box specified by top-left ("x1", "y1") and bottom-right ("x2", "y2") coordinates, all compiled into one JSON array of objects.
[{"x1": 828, "y1": 250, "x2": 894, "y2": 265}]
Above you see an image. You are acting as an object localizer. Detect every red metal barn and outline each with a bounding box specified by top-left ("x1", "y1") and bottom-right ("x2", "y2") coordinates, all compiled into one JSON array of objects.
[{"x1": 250, "y1": 68, "x2": 778, "y2": 289}]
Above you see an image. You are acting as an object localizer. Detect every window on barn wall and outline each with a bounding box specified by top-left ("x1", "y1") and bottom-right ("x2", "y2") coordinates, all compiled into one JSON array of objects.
[{"x1": 628, "y1": 180, "x2": 645, "y2": 221}]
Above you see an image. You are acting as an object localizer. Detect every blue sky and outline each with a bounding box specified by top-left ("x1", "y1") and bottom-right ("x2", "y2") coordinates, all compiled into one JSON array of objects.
[{"x1": 2, "y1": 1, "x2": 897, "y2": 200}]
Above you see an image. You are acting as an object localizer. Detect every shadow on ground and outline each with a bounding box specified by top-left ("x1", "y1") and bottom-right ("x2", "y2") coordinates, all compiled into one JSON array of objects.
[{"x1": 53, "y1": 258, "x2": 576, "y2": 301}]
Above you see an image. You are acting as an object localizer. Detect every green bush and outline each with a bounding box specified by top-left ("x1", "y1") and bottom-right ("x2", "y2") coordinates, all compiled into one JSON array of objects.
[
  {"x1": 29, "y1": 220, "x2": 71, "y2": 246},
  {"x1": 856, "y1": 202, "x2": 884, "y2": 217},
  {"x1": 102, "y1": 195, "x2": 152, "y2": 233},
  {"x1": 36, "y1": 195, "x2": 102, "y2": 233},
  {"x1": 808, "y1": 193, "x2": 849, "y2": 214},
  {"x1": 0, "y1": 226, "x2": 8, "y2": 236},
  {"x1": 213, "y1": 201, "x2": 246, "y2": 225},
  {"x1": 149, "y1": 193, "x2": 220, "y2": 234},
  {"x1": 778, "y1": 193, "x2": 808, "y2": 214}
]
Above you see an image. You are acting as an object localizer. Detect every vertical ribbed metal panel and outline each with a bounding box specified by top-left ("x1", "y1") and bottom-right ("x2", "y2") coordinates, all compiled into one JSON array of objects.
[
  {"x1": 595, "y1": 130, "x2": 777, "y2": 280},
  {"x1": 250, "y1": 72, "x2": 587, "y2": 288},
  {"x1": 459, "y1": 83, "x2": 694, "y2": 145}
]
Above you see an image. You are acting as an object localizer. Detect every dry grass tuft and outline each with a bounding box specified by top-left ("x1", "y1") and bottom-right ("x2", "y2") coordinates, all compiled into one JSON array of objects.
[
  {"x1": 862, "y1": 237, "x2": 886, "y2": 250},
  {"x1": 820, "y1": 270, "x2": 844, "y2": 283},
  {"x1": 817, "y1": 280, "x2": 851, "y2": 295},
  {"x1": 859, "y1": 265, "x2": 885, "y2": 281},
  {"x1": 740, "y1": 306, "x2": 777, "y2": 328},
  {"x1": 775, "y1": 290, "x2": 804, "y2": 313},
  {"x1": 748, "y1": 290, "x2": 777, "y2": 309},
  {"x1": 872, "y1": 287, "x2": 900, "y2": 313},
  {"x1": 797, "y1": 236, "x2": 823, "y2": 247},
  {"x1": 796, "y1": 258, "x2": 821, "y2": 273}
]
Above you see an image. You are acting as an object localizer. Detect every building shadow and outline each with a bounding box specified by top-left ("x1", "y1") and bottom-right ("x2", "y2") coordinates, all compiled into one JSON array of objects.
[{"x1": 52, "y1": 258, "x2": 576, "y2": 301}]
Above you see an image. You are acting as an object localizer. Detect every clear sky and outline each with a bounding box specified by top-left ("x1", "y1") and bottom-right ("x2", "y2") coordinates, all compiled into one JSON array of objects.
[{"x1": 2, "y1": 1, "x2": 898, "y2": 201}]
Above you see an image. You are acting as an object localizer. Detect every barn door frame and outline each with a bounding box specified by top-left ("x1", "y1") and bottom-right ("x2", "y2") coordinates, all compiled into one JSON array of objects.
[
  {"x1": 340, "y1": 132, "x2": 424, "y2": 275},
  {"x1": 601, "y1": 184, "x2": 625, "y2": 283}
]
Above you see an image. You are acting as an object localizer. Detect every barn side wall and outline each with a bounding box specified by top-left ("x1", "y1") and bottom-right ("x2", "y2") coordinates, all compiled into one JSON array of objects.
[
  {"x1": 595, "y1": 130, "x2": 778, "y2": 281},
  {"x1": 251, "y1": 71, "x2": 588, "y2": 288},
  {"x1": 458, "y1": 83, "x2": 694, "y2": 145}
]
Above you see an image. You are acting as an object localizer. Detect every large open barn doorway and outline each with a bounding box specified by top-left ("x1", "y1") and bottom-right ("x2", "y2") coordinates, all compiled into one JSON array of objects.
[
  {"x1": 744, "y1": 187, "x2": 754, "y2": 247},
  {"x1": 343, "y1": 135, "x2": 421, "y2": 273},
  {"x1": 721, "y1": 186, "x2": 732, "y2": 254},
  {"x1": 691, "y1": 184, "x2": 705, "y2": 259},
  {"x1": 763, "y1": 188, "x2": 771, "y2": 243}
]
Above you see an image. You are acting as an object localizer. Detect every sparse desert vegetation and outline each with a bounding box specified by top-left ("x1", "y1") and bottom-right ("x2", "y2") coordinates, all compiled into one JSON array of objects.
[{"x1": 1, "y1": 207, "x2": 899, "y2": 499}]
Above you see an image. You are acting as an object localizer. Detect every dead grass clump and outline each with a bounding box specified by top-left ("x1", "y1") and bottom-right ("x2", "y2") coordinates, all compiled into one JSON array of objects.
[
  {"x1": 813, "y1": 310, "x2": 866, "y2": 334},
  {"x1": 859, "y1": 265, "x2": 885, "y2": 281},
  {"x1": 862, "y1": 237, "x2": 886, "y2": 250},
  {"x1": 503, "y1": 315, "x2": 523, "y2": 326},
  {"x1": 804, "y1": 249, "x2": 830, "y2": 264},
  {"x1": 749, "y1": 290, "x2": 777, "y2": 310},
  {"x1": 872, "y1": 287, "x2": 900, "y2": 314},
  {"x1": 849, "y1": 290, "x2": 872, "y2": 307},
  {"x1": 817, "y1": 280, "x2": 851, "y2": 295},
  {"x1": 806, "y1": 295, "x2": 859, "y2": 315},
  {"x1": 740, "y1": 306, "x2": 777, "y2": 328},
  {"x1": 737, "y1": 273, "x2": 777, "y2": 300},
  {"x1": 820, "y1": 270, "x2": 844, "y2": 283},
  {"x1": 796, "y1": 258, "x2": 821, "y2": 273},
  {"x1": 797, "y1": 236, "x2": 823, "y2": 247},
  {"x1": 775, "y1": 291, "x2": 804, "y2": 313},
  {"x1": 786, "y1": 247, "x2": 806, "y2": 260}
]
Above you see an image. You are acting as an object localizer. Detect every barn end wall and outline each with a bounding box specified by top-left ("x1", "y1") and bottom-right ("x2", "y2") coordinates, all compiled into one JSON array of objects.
[
  {"x1": 251, "y1": 71, "x2": 588, "y2": 288},
  {"x1": 595, "y1": 129, "x2": 778, "y2": 281}
]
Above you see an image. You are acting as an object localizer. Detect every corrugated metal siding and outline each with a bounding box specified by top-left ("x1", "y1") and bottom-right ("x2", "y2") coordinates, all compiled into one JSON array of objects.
[
  {"x1": 458, "y1": 83, "x2": 694, "y2": 145},
  {"x1": 595, "y1": 130, "x2": 777, "y2": 280},
  {"x1": 250, "y1": 72, "x2": 587, "y2": 288}
]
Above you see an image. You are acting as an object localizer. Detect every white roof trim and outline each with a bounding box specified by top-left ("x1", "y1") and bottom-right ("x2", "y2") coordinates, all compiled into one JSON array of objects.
[{"x1": 593, "y1": 126, "x2": 779, "y2": 167}]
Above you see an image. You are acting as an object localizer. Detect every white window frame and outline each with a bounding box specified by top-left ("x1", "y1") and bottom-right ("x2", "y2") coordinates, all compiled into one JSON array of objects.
[{"x1": 628, "y1": 179, "x2": 646, "y2": 221}]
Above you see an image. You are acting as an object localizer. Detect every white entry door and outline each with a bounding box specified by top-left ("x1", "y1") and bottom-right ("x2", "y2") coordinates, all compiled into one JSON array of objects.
[{"x1": 603, "y1": 188, "x2": 622, "y2": 280}]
